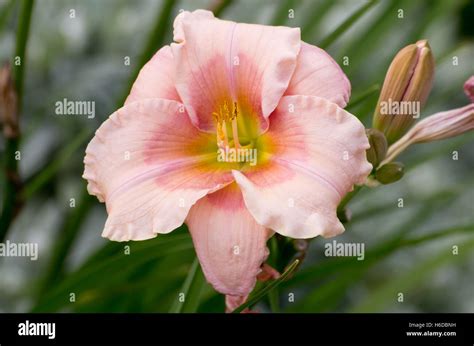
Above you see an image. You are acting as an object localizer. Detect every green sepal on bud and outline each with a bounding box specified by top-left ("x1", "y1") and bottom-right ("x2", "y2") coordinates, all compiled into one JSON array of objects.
[
  {"x1": 375, "y1": 162, "x2": 405, "y2": 184},
  {"x1": 365, "y1": 128, "x2": 388, "y2": 168}
]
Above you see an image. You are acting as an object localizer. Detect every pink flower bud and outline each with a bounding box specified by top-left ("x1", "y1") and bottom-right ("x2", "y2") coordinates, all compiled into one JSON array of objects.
[
  {"x1": 464, "y1": 75, "x2": 474, "y2": 102},
  {"x1": 373, "y1": 40, "x2": 435, "y2": 144}
]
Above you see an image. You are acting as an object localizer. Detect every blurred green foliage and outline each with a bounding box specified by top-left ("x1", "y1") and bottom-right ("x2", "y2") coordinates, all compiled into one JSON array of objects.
[{"x1": 0, "y1": 0, "x2": 473, "y2": 313}]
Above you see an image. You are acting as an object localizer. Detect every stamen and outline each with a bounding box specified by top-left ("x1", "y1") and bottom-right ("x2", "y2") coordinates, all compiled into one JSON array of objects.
[
  {"x1": 213, "y1": 101, "x2": 240, "y2": 149},
  {"x1": 231, "y1": 102, "x2": 241, "y2": 149}
]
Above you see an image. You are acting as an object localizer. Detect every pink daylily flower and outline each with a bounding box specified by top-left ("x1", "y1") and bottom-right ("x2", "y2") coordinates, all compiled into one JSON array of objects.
[{"x1": 83, "y1": 10, "x2": 371, "y2": 303}]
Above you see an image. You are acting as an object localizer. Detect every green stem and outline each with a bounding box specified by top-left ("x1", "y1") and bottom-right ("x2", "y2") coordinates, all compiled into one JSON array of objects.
[
  {"x1": 169, "y1": 257, "x2": 206, "y2": 313},
  {"x1": 232, "y1": 260, "x2": 299, "y2": 313},
  {"x1": 337, "y1": 185, "x2": 363, "y2": 213},
  {"x1": 13, "y1": 0, "x2": 34, "y2": 107},
  {"x1": 38, "y1": 189, "x2": 94, "y2": 294},
  {"x1": 0, "y1": 0, "x2": 34, "y2": 243}
]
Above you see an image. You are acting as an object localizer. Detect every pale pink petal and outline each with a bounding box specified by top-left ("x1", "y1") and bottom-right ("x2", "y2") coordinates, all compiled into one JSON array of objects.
[
  {"x1": 83, "y1": 99, "x2": 233, "y2": 241},
  {"x1": 186, "y1": 184, "x2": 272, "y2": 296},
  {"x1": 233, "y1": 95, "x2": 372, "y2": 239},
  {"x1": 125, "y1": 46, "x2": 180, "y2": 105},
  {"x1": 285, "y1": 42, "x2": 351, "y2": 108},
  {"x1": 171, "y1": 10, "x2": 300, "y2": 133}
]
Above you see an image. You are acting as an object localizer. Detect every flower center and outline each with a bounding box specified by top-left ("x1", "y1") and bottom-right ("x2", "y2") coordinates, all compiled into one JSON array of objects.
[
  {"x1": 212, "y1": 101, "x2": 241, "y2": 149},
  {"x1": 212, "y1": 101, "x2": 259, "y2": 166}
]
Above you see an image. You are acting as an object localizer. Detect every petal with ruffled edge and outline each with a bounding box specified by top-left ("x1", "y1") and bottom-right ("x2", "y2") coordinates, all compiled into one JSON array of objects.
[
  {"x1": 125, "y1": 46, "x2": 180, "y2": 105},
  {"x1": 171, "y1": 9, "x2": 300, "y2": 134},
  {"x1": 233, "y1": 95, "x2": 372, "y2": 239},
  {"x1": 285, "y1": 42, "x2": 351, "y2": 108},
  {"x1": 186, "y1": 183, "x2": 272, "y2": 296},
  {"x1": 83, "y1": 98, "x2": 234, "y2": 241}
]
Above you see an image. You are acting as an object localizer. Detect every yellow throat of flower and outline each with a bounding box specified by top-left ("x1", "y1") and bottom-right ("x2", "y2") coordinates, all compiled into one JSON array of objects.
[{"x1": 210, "y1": 100, "x2": 269, "y2": 169}]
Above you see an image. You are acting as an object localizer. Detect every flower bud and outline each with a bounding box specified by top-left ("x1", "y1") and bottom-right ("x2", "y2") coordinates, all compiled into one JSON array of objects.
[
  {"x1": 375, "y1": 162, "x2": 404, "y2": 184},
  {"x1": 365, "y1": 128, "x2": 387, "y2": 167},
  {"x1": 373, "y1": 40, "x2": 435, "y2": 144},
  {"x1": 0, "y1": 64, "x2": 18, "y2": 139},
  {"x1": 382, "y1": 103, "x2": 474, "y2": 164},
  {"x1": 464, "y1": 75, "x2": 474, "y2": 102}
]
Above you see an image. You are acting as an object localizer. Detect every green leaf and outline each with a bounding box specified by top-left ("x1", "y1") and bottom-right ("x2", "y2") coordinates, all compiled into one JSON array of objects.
[
  {"x1": 301, "y1": 0, "x2": 336, "y2": 42},
  {"x1": 32, "y1": 231, "x2": 193, "y2": 312},
  {"x1": 319, "y1": 0, "x2": 379, "y2": 49},
  {"x1": 232, "y1": 259, "x2": 299, "y2": 313},
  {"x1": 211, "y1": 0, "x2": 234, "y2": 17},
  {"x1": 21, "y1": 128, "x2": 92, "y2": 199},
  {"x1": 0, "y1": 0, "x2": 35, "y2": 243},
  {"x1": 116, "y1": 0, "x2": 176, "y2": 105},
  {"x1": 270, "y1": 0, "x2": 297, "y2": 26},
  {"x1": 350, "y1": 236, "x2": 474, "y2": 312},
  {"x1": 346, "y1": 84, "x2": 380, "y2": 113},
  {"x1": 169, "y1": 257, "x2": 207, "y2": 313},
  {"x1": 0, "y1": 0, "x2": 15, "y2": 32},
  {"x1": 286, "y1": 225, "x2": 473, "y2": 312}
]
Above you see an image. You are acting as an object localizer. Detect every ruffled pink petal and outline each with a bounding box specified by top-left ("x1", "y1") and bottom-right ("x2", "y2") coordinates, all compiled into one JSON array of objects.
[
  {"x1": 125, "y1": 46, "x2": 180, "y2": 105},
  {"x1": 285, "y1": 42, "x2": 351, "y2": 108},
  {"x1": 83, "y1": 99, "x2": 233, "y2": 241},
  {"x1": 171, "y1": 10, "x2": 300, "y2": 133},
  {"x1": 233, "y1": 95, "x2": 372, "y2": 239},
  {"x1": 186, "y1": 184, "x2": 272, "y2": 296}
]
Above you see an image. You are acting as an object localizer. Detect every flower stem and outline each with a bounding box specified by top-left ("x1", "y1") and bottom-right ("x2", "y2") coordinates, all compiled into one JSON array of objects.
[
  {"x1": 232, "y1": 259, "x2": 299, "y2": 313},
  {"x1": 337, "y1": 185, "x2": 364, "y2": 213},
  {"x1": 0, "y1": 0, "x2": 34, "y2": 243}
]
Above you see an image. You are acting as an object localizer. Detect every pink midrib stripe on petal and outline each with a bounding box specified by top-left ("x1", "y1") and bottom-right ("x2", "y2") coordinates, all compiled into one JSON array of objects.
[
  {"x1": 227, "y1": 22, "x2": 238, "y2": 101},
  {"x1": 106, "y1": 154, "x2": 217, "y2": 201},
  {"x1": 272, "y1": 157, "x2": 344, "y2": 199}
]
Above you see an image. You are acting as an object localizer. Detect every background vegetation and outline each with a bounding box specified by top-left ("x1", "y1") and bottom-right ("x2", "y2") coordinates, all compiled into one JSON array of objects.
[{"x1": 0, "y1": 0, "x2": 473, "y2": 313}]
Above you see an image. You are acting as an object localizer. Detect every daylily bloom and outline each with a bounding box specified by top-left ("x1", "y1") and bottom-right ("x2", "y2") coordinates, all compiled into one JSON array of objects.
[{"x1": 83, "y1": 10, "x2": 371, "y2": 307}]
